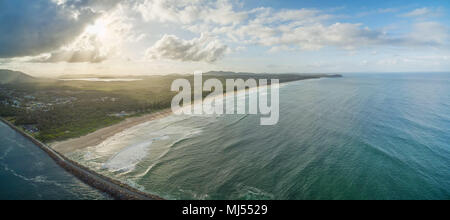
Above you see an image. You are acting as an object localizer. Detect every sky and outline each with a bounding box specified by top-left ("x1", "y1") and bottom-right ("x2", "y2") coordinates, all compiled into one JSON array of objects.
[{"x1": 0, "y1": 0, "x2": 449, "y2": 76}]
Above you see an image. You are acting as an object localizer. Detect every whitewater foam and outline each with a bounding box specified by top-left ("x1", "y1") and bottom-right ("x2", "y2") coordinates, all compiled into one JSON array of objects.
[{"x1": 102, "y1": 135, "x2": 171, "y2": 173}]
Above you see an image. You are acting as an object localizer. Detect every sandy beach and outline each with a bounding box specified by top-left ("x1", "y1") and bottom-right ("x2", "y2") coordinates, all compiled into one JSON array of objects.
[{"x1": 51, "y1": 109, "x2": 173, "y2": 154}]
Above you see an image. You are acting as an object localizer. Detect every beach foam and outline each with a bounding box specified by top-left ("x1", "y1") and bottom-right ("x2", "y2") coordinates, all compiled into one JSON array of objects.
[
  {"x1": 102, "y1": 135, "x2": 171, "y2": 173},
  {"x1": 102, "y1": 140, "x2": 153, "y2": 173}
]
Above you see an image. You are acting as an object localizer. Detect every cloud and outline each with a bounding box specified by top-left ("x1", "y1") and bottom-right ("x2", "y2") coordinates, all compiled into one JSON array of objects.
[
  {"x1": 133, "y1": 1, "x2": 450, "y2": 54},
  {"x1": 29, "y1": 28, "x2": 112, "y2": 64},
  {"x1": 2, "y1": 0, "x2": 449, "y2": 69},
  {"x1": 31, "y1": 49, "x2": 107, "y2": 63},
  {"x1": 262, "y1": 23, "x2": 395, "y2": 50},
  {"x1": 402, "y1": 7, "x2": 432, "y2": 17},
  {"x1": 55, "y1": 0, "x2": 122, "y2": 11},
  {"x1": 356, "y1": 8, "x2": 398, "y2": 17},
  {"x1": 378, "y1": 8, "x2": 398, "y2": 13},
  {"x1": 0, "y1": 0, "x2": 121, "y2": 58},
  {"x1": 26, "y1": 2, "x2": 140, "y2": 63},
  {"x1": 146, "y1": 34, "x2": 228, "y2": 62},
  {"x1": 226, "y1": 19, "x2": 405, "y2": 51},
  {"x1": 206, "y1": 6, "x2": 449, "y2": 52},
  {"x1": 135, "y1": 0, "x2": 247, "y2": 25},
  {"x1": 255, "y1": 8, "x2": 331, "y2": 25},
  {"x1": 408, "y1": 22, "x2": 449, "y2": 46},
  {"x1": 401, "y1": 7, "x2": 443, "y2": 17},
  {"x1": 176, "y1": 6, "x2": 405, "y2": 51}
]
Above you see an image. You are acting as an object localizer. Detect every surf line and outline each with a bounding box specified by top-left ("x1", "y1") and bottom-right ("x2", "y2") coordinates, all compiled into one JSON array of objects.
[{"x1": 171, "y1": 71, "x2": 280, "y2": 126}]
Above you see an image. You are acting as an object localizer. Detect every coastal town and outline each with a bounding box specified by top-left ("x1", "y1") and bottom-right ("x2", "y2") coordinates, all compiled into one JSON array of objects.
[{"x1": 0, "y1": 86, "x2": 78, "y2": 111}]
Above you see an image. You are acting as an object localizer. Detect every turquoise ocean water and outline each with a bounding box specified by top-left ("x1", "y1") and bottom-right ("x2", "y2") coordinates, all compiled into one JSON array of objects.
[
  {"x1": 68, "y1": 73, "x2": 450, "y2": 200},
  {"x1": 2, "y1": 73, "x2": 449, "y2": 200}
]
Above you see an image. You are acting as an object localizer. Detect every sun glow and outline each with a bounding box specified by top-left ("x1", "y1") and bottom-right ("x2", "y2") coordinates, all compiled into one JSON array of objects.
[{"x1": 86, "y1": 19, "x2": 108, "y2": 39}]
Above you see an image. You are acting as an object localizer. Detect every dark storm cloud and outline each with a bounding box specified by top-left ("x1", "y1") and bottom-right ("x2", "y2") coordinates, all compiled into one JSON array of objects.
[{"x1": 0, "y1": 0, "x2": 120, "y2": 58}]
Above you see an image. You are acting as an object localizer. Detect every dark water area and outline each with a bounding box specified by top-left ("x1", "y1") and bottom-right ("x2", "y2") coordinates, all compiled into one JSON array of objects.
[{"x1": 0, "y1": 122, "x2": 111, "y2": 200}]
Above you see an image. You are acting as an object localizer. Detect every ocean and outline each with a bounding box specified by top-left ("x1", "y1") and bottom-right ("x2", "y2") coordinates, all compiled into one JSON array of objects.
[
  {"x1": 3, "y1": 73, "x2": 450, "y2": 200},
  {"x1": 0, "y1": 122, "x2": 111, "y2": 200}
]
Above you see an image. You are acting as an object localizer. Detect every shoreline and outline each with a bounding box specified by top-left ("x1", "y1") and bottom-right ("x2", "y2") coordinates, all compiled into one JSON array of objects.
[
  {"x1": 51, "y1": 109, "x2": 173, "y2": 154},
  {"x1": 0, "y1": 117, "x2": 164, "y2": 200}
]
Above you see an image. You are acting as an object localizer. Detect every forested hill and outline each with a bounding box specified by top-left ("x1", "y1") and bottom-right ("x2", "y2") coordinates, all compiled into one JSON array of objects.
[{"x1": 0, "y1": 69, "x2": 36, "y2": 84}]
